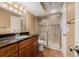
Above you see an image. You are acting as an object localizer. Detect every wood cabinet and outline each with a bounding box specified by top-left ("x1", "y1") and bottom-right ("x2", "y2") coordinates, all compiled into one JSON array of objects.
[
  {"x1": 19, "y1": 36, "x2": 38, "y2": 57},
  {"x1": 19, "y1": 42, "x2": 34, "y2": 57},
  {"x1": 19, "y1": 45, "x2": 30, "y2": 57},
  {"x1": 9, "y1": 52, "x2": 18, "y2": 57},
  {"x1": 0, "y1": 43, "x2": 18, "y2": 57},
  {"x1": 0, "y1": 36, "x2": 38, "y2": 57}
]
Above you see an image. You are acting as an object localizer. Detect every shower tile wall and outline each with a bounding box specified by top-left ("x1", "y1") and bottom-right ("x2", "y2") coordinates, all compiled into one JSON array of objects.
[{"x1": 39, "y1": 19, "x2": 48, "y2": 46}]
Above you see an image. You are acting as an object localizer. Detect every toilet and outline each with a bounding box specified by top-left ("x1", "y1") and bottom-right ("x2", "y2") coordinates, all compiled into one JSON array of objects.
[{"x1": 38, "y1": 39, "x2": 45, "y2": 51}]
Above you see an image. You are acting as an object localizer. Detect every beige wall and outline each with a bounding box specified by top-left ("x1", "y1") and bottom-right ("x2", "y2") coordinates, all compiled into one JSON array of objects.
[
  {"x1": 0, "y1": 9, "x2": 10, "y2": 33},
  {"x1": 25, "y1": 11, "x2": 37, "y2": 34},
  {"x1": 67, "y1": 3, "x2": 75, "y2": 21},
  {"x1": 66, "y1": 23, "x2": 75, "y2": 56},
  {"x1": 66, "y1": 2, "x2": 75, "y2": 57}
]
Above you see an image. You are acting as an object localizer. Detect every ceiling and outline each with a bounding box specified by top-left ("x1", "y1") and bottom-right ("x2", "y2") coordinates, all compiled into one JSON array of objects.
[{"x1": 21, "y1": 2, "x2": 64, "y2": 16}]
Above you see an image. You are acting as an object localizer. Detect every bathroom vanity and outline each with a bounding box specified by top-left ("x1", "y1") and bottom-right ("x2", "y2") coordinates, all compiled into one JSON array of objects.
[{"x1": 0, "y1": 34, "x2": 38, "y2": 57}]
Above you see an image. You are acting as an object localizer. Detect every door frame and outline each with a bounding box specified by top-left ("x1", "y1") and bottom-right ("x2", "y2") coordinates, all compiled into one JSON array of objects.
[{"x1": 75, "y1": 2, "x2": 79, "y2": 57}]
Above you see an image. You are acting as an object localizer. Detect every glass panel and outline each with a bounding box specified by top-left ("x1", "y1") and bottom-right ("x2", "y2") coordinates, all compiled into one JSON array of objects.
[{"x1": 48, "y1": 25, "x2": 61, "y2": 49}]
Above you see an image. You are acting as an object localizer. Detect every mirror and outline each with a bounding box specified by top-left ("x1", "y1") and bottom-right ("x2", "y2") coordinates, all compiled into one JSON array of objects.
[{"x1": 0, "y1": 8, "x2": 26, "y2": 34}]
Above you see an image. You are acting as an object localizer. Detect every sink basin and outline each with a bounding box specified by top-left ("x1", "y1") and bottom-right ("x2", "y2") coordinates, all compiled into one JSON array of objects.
[{"x1": 15, "y1": 35, "x2": 29, "y2": 39}]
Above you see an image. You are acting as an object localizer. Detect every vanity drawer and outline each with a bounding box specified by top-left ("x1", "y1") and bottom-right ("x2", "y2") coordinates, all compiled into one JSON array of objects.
[{"x1": 0, "y1": 43, "x2": 18, "y2": 57}]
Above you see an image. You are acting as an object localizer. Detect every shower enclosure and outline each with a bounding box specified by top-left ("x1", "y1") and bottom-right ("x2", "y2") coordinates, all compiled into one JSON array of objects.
[{"x1": 38, "y1": 14, "x2": 62, "y2": 50}]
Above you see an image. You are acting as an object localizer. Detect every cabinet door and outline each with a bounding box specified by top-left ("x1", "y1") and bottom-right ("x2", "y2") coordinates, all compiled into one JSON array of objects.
[
  {"x1": 19, "y1": 44, "x2": 34, "y2": 57},
  {"x1": 0, "y1": 43, "x2": 18, "y2": 57},
  {"x1": 19, "y1": 46, "x2": 29, "y2": 57},
  {"x1": 34, "y1": 38, "x2": 38, "y2": 56},
  {"x1": 9, "y1": 52, "x2": 18, "y2": 57},
  {"x1": 19, "y1": 44, "x2": 32, "y2": 57},
  {"x1": 19, "y1": 36, "x2": 38, "y2": 57}
]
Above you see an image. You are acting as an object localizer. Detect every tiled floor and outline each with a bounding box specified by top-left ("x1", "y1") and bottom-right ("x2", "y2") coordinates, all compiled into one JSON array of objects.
[{"x1": 38, "y1": 48, "x2": 63, "y2": 57}]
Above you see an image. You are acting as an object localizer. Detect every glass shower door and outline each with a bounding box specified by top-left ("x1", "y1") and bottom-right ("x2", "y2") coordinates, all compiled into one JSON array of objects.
[
  {"x1": 47, "y1": 25, "x2": 61, "y2": 49},
  {"x1": 38, "y1": 19, "x2": 61, "y2": 50}
]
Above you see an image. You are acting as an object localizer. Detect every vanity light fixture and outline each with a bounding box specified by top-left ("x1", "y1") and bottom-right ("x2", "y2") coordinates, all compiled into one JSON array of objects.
[{"x1": 1, "y1": 2, "x2": 26, "y2": 15}]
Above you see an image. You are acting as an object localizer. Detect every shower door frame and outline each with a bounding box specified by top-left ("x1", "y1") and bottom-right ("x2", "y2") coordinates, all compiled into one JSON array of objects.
[{"x1": 39, "y1": 24, "x2": 62, "y2": 50}]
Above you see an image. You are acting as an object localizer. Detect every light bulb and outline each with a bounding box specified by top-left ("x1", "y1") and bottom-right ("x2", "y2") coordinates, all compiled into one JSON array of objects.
[
  {"x1": 23, "y1": 9, "x2": 26, "y2": 13},
  {"x1": 14, "y1": 3, "x2": 18, "y2": 8},
  {"x1": 20, "y1": 7, "x2": 23, "y2": 11}
]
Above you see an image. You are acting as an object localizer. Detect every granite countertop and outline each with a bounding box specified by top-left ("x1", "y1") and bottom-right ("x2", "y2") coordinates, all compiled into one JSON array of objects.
[{"x1": 0, "y1": 34, "x2": 38, "y2": 49}]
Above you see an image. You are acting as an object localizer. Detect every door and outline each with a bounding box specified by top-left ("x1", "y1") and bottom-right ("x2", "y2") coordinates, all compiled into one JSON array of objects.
[
  {"x1": 40, "y1": 25, "x2": 61, "y2": 49},
  {"x1": 66, "y1": 2, "x2": 75, "y2": 57},
  {"x1": 48, "y1": 25, "x2": 61, "y2": 49},
  {"x1": 75, "y1": 2, "x2": 79, "y2": 56},
  {"x1": 39, "y1": 19, "x2": 61, "y2": 50}
]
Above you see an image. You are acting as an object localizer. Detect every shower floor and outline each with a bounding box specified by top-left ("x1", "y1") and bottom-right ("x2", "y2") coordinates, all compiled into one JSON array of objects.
[{"x1": 47, "y1": 41, "x2": 61, "y2": 49}]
